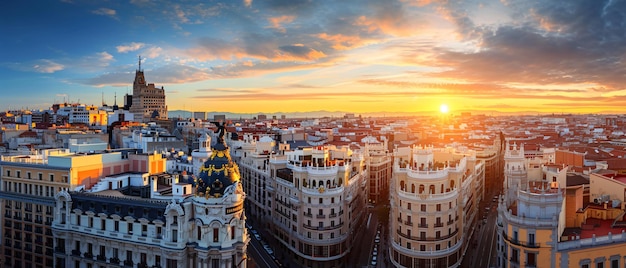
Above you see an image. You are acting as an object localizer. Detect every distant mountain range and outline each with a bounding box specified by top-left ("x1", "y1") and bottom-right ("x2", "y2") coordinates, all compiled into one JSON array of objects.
[
  {"x1": 168, "y1": 110, "x2": 406, "y2": 119},
  {"x1": 168, "y1": 109, "x2": 619, "y2": 120}
]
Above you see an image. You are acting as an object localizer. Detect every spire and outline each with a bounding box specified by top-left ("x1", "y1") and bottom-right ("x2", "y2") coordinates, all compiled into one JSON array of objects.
[
  {"x1": 114, "y1": 92, "x2": 117, "y2": 106},
  {"x1": 138, "y1": 55, "x2": 142, "y2": 71}
]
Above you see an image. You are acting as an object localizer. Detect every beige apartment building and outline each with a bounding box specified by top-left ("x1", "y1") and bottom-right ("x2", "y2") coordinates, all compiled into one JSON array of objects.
[
  {"x1": 389, "y1": 145, "x2": 484, "y2": 267},
  {"x1": 269, "y1": 144, "x2": 368, "y2": 268}
]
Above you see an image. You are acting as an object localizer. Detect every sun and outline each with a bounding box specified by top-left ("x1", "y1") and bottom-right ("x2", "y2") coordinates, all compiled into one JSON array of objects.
[{"x1": 439, "y1": 104, "x2": 449, "y2": 114}]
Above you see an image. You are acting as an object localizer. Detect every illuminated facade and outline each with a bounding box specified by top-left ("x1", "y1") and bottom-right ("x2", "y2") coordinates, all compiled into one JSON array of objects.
[
  {"x1": 52, "y1": 136, "x2": 248, "y2": 268},
  {"x1": 0, "y1": 149, "x2": 159, "y2": 268},
  {"x1": 497, "y1": 141, "x2": 626, "y2": 268},
  {"x1": 389, "y1": 145, "x2": 484, "y2": 267},
  {"x1": 129, "y1": 58, "x2": 167, "y2": 123},
  {"x1": 268, "y1": 144, "x2": 368, "y2": 268}
]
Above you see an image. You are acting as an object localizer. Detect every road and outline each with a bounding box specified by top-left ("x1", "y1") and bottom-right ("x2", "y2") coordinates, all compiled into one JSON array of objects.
[{"x1": 462, "y1": 198, "x2": 498, "y2": 268}]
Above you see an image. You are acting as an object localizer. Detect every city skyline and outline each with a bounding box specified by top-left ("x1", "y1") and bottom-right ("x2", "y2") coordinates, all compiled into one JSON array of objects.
[{"x1": 2, "y1": 0, "x2": 625, "y2": 114}]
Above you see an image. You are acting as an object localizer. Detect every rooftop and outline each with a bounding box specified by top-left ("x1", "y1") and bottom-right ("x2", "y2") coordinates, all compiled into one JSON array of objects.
[{"x1": 563, "y1": 217, "x2": 626, "y2": 240}]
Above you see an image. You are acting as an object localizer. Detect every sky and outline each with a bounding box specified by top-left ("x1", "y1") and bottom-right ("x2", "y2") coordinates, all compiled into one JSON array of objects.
[{"x1": 1, "y1": 0, "x2": 626, "y2": 115}]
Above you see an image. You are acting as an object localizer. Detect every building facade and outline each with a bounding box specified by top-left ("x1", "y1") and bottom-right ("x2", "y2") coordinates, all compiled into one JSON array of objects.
[
  {"x1": 389, "y1": 145, "x2": 484, "y2": 267},
  {"x1": 497, "y1": 141, "x2": 626, "y2": 268},
  {"x1": 129, "y1": 58, "x2": 167, "y2": 123},
  {"x1": 0, "y1": 149, "x2": 157, "y2": 268},
  {"x1": 52, "y1": 134, "x2": 248, "y2": 268},
  {"x1": 269, "y1": 145, "x2": 368, "y2": 268}
]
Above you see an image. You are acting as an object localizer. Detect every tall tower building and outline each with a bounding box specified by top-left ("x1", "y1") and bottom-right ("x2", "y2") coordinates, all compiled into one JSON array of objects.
[{"x1": 129, "y1": 56, "x2": 168, "y2": 122}]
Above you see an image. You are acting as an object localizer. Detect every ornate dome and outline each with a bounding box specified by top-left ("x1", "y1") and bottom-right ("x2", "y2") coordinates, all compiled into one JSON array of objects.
[{"x1": 194, "y1": 138, "x2": 240, "y2": 198}]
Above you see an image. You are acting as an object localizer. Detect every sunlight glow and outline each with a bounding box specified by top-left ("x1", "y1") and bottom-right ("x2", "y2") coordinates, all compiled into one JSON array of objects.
[{"x1": 440, "y1": 104, "x2": 449, "y2": 114}]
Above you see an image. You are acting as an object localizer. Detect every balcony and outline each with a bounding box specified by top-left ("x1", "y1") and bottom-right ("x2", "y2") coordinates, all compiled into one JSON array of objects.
[
  {"x1": 55, "y1": 247, "x2": 65, "y2": 254},
  {"x1": 97, "y1": 255, "x2": 107, "y2": 261},
  {"x1": 124, "y1": 259, "x2": 134, "y2": 267},
  {"x1": 84, "y1": 252, "x2": 94, "y2": 259},
  {"x1": 71, "y1": 250, "x2": 81, "y2": 256},
  {"x1": 434, "y1": 223, "x2": 444, "y2": 228},
  {"x1": 329, "y1": 213, "x2": 337, "y2": 218},
  {"x1": 502, "y1": 231, "x2": 540, "y2": 248},
  {"x1": 418, "y1": 223, "x2": 428, "y2": 228},
  {"x1": 397, "y1": 228, "x2": 458, "y2": 241},
  {"x1": 304, "y1": 213, "x2": 312, "y2": 218},
  {"x1": 404, "y1": 221, "x2": 413, "y2": 226},
  {"x1": 316, "y1": 214, "x2": 326, "y2": 219},
  {"x1": 109, "y1": 257, "x2": 120, "y2": 265},
  {"x1": 447, "y1": 220, "x2": 454, "y2": 226}
]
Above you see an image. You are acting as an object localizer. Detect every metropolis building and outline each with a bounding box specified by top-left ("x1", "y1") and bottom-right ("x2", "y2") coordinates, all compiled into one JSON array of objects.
[
  {"x1": 270, "y1": 144, "x2": 368, "y2": 267},
  {"x1": 389, "y1": 145, "x2": 484, "y2": 268},
  {"x1": 496, "y1": 142, "x2": 626, "y2": 268},
  {"x1": 233, "y1": 133, "x2": 369, "y2": 268},
  {"x1": 51, "y1": 131, "x2": 248, "y2": 268},
  {"x1": 129, "y1": 57, "x2": 168, "y2": 122}
]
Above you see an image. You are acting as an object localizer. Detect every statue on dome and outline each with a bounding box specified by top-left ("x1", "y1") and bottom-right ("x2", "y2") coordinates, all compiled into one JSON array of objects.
[{"x1": 212, "y1": 121, "x2": 227, "y2": 143}]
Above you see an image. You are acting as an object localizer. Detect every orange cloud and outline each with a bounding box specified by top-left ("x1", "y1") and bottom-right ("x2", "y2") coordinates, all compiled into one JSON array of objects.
[{"x1": 267, "y1": 15, "x2": 296, "y2": 33}]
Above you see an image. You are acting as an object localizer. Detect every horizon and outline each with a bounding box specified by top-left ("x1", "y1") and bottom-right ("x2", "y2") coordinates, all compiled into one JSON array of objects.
[{"x1": 2, "y1": 1, "x2": 625, "y2": 114}]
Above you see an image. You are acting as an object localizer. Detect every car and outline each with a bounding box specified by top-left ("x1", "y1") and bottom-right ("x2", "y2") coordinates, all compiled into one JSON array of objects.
[
  {"x1": 372, "y1": 248, "x2": 378, "y2": 256},
  {"x1": 371, "y1": 255, "x2": 378, "y2": 265},
  {"x1": 254, "y1": 234, "x2": 261, "y2": 240},
  {"x1": 374, "y1": 233, "x2": 380, "y2": 243}
]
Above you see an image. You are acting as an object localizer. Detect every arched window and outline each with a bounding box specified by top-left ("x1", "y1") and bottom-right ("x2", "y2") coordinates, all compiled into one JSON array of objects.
[
  {"x1": 441, "y1": 184, "x2": 444, "y2": 193},
  {"x1": 400, "y1": 180, "x2": 405, "y2": 191},
  {"x1": 419, "y1": 184, "x2": 425, "y2": 194},
  {"x1": 411, "y1": 184, "x2": 416, "y2": 193},
  {"x1": 312, "y1": 180, "x2": 316, "y2": 187},
  {"x1": 450, "y1": 180, "x2": 455, "y2": 189},
  {"x1": 429, "y1": 185, "x2": 435, "y2": 194}
]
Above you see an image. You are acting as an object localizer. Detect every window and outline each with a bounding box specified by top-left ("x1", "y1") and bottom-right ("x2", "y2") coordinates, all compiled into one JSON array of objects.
[
  {"x1": 436, "y1": 204, "x2": 441, "y2": 211},
  {"x1": 128, "y1": 223, "x2": 133, "y2": 233},
  {"x1": 420, "y1": 204, "x2": 426, "y2": 211},
  {"x1": 16, "y1": 171, "x2": 21, "y2": 178},
  {"x1": 319, "y1": 198, "x2": 322, "y2": 204},
  {"x1": 213, "y1": 228, "x2": 219, "y2": 242},
  {"x1": 527, "y1": 252, "x2": 536, "y2": 266},
  {"x1": 114, "y1": 221, "x2": 119, "y2": 231},
  {"x1": 49, "y1": 174, "x2": 54, "y2": 182}
]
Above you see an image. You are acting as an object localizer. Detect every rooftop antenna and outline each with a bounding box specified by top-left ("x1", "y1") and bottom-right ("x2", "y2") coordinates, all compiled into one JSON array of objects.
[{"x1": 114, "y1": 92, "x2": 117, "y2": 106}]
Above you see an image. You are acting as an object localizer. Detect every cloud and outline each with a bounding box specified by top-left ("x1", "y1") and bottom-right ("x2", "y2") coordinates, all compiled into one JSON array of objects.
[
  {"x1": 80, "y1": 64, "x2": 212, "y2": 87},
  {"x1": 278, "y1": 44, "x2": 326, "y2": 60},
  {"x1": 116, "y1": 42, "x2": 145, "y2": 53},
  {"x1": 267, "y1": 15, "x2": 295, "y2": 33},
  {"x1": 33, "y1": 60, "x2": 64, "y2": 73},
  {"x1": 243, "y1": 0, "x2": 252, "y2": 7},
  {"x1": 92, "y1": 8, "x2": 118, "y2": 20},
  {"x1": 143, "y1": 46, "x2": 163, "y2": 58}
]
